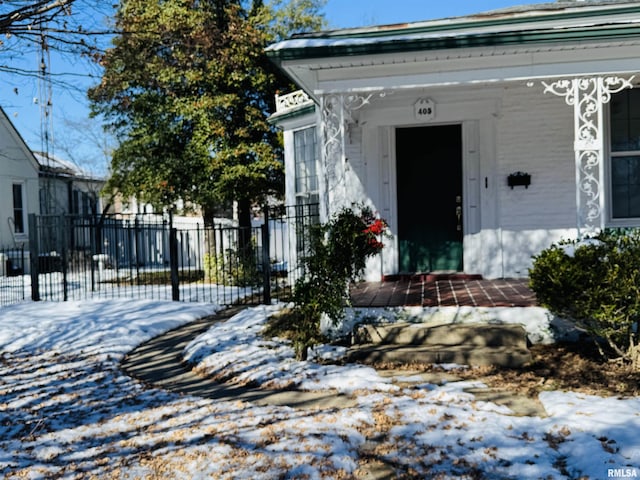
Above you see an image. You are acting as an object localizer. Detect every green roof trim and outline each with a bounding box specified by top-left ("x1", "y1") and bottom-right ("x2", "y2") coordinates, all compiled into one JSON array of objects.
[
  {"x1": 267, "y1": 104, "x2": 316, "y2": 125},
  {"x1": 299, "y1": 4, "x2": 640, "y2": 40},
  {"x1": 266, "y1": 4, "x2": 640, "y2": 63},
  {"x1": 268, "y1": 24, "x2": 640, "y2": 62}
]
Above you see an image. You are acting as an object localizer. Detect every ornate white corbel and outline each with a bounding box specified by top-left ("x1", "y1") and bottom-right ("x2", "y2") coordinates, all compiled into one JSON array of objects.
[
  {"x1": 319, "y1": 91, "x2": 388, "y2": 212},
  {"x1": 542, "y1": 76, "x2": 634, "y2": 236}
]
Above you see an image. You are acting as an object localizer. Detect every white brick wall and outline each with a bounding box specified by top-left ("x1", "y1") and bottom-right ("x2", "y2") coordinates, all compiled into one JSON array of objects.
[
  {"x1": 279, "y1": 84, "x2": 586, "y2": 280},
  {"x1": 495, "y1": 84, "x2": 578, "y2": 276},
  {"x1": 498, "y1": 84, "x2": 576, "y2": 229}
]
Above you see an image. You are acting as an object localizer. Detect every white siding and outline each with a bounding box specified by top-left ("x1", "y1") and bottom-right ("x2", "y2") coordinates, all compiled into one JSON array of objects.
[
  {"x1": 348, "y1": 84, "x2": 582, "y2": 279},
  {"x1": 0, "y1": 112, "x2": 39, "y2": 247}
]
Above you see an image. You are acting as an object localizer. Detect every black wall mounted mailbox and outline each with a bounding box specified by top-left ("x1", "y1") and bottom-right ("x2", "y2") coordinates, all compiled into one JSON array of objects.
[{"x1": 508, "y1": 172, "x2": 531, "y2": 189}]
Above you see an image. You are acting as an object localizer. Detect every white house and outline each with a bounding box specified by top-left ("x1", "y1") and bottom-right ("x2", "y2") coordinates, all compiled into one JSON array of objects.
[
  {"x1": 267, "y1": 0, "x2": 640, "y2": 280},
  {"x1": 34, "y1": 151, "x2": 104, "y2": 217},
  {"x1": 0, "y1": 107, "x2": 40, "y2": 249}
]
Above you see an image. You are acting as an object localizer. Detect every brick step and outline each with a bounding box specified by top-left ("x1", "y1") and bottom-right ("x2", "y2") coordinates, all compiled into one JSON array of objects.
[
  {"x1": 354, "y1": 323, "x2": 528, "y2": 349},
  {"x1": 347, "y1": 344, "x2": 532, "y2": 368},
  {"x1": 382, "y1": 273, "x2": 483, "y2": 283}
]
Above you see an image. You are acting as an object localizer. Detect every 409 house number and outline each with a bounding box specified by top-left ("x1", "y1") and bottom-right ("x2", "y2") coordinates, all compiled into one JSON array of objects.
[{"x1": 414, "y1": 98, "x2": 435, "y2": 120}]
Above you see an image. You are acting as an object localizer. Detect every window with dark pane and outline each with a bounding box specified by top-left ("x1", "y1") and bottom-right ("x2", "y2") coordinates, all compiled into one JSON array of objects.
[
  {"x1": 12, "y1": 184, "x2": 24, "y2": 234},
  {"x1": 611, "y1": 88, "x2": 640, "y2": 218},
  {"x1": 293, "y1": 126, "x2": 320, "y2": 256},
  {"x1": 294, "y1": 127, "x2": 318, "y2": 203}
]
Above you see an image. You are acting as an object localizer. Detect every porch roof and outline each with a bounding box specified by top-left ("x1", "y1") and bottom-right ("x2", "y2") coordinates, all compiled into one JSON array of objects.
[
  {"x1": 269, "y1": 4, "x2": 640, "y2": 101},
  {"x1": 267, "y1": 2, "x2": 640, "y2": 96},
  {"x1": 267, "y1": 1, "x2": 640, "y2": 62}
]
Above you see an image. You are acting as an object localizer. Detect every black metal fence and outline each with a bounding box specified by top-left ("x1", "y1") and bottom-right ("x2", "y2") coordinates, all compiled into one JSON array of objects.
[
  {"x1": 0, "y1": 204, "x2": 319, "y2": 307},
  {"x1": 0, "y1": 245, "x2": 27, "y2": 306}
]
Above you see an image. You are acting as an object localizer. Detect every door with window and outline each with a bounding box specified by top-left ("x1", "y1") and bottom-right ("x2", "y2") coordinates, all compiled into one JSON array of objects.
[{"x1": 396, "y1": 125, "x2": 463, "y2": 272}]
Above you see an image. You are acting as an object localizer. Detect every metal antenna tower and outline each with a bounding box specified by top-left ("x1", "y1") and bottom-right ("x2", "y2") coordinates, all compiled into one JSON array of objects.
[{"x1": 38, "y1": 23, "x2": 55, "y2": 215}]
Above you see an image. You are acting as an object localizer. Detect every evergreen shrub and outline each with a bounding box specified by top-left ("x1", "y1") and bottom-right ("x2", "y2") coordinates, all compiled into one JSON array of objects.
[
  {"x1": 529, "y1": 230, "x2": 640, "y2": 368},
  {"x1": 204, "y1": 246, "x2": 259, "y2": 287},
  {"x1": 286, "y1": 205, "x2": 387, "y2": 360}
]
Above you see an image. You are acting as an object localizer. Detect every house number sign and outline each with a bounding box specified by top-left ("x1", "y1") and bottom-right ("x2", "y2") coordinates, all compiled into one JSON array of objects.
[{"x1": 414, "y1": 98, "x2": 435, "y2": 120}]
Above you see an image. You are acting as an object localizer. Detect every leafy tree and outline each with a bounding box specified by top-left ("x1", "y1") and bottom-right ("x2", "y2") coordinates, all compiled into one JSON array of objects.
[{"x1": 88, "y1": 0, "x2": 326, "y2": 229}]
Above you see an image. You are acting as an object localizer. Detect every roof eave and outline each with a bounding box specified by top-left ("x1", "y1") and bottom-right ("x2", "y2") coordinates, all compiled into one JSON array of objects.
[{"x1": 267, "y1": 24, "x2": 640, "y2": 64}]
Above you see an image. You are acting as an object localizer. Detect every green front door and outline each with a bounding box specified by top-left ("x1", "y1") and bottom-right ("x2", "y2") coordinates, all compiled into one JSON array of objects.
[{"x1": 396, "y1": 124, "x2": 463, "y2": 272}]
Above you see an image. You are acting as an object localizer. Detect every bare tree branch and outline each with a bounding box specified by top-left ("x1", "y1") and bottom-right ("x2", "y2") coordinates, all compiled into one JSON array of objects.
[{"x1": 0, "y1": 1, "x2": 74, "y2": 35}]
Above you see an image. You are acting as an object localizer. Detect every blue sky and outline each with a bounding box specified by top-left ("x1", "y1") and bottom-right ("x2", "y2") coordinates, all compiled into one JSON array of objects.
[
  {"x1": 323, "y1": 0, "x2": 537, "y2": 28},
  {"x1": 0, "y1": 0, "x2": 535, "y2": 174}
]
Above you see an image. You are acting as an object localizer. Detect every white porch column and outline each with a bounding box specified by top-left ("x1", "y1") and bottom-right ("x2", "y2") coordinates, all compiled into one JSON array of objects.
[
  {"x1": 319, "y1": 92, "x2": 387, "y2": 218},
  {"x1": 542, "y1": 76, "x2": 634, "y2": 236}
]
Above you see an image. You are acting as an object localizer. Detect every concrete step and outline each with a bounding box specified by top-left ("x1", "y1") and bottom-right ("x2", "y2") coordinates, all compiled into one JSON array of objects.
[
  {"x1": 355, "y1": 322, "x2": 528, "y2": 349},
  {"x1": 347, "y1": 344, "x2": 532, "y2": 368},
  {"x1": 349, "y1": 322, "x2": 531, "y2": 368}
]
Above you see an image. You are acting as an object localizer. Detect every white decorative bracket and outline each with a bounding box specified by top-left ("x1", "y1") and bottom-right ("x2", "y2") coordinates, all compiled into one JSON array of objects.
[
  {"x1": 319, "y1": 92, "x2": 388, "y2": 213},
  {"x1": 541, "y1": 76, "x2": 634, "y2": 236}
]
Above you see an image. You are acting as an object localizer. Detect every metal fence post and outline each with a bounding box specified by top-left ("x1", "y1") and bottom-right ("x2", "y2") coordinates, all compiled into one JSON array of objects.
[
  {"x1": 60, "y1": 216, "x2": 69, "y2": 302},
  {"x1": 262, "y1": 206, "x2": 271, "y2": 305},
  {"x1": 169, "y1": 217, "x2": 180, "y2": 301},
  {"x1": 90, "y1": 216, "x2": 97, "y2": 292},
  {"x1": 28, "y1": 214, "x2": 40, "y2": 301}
]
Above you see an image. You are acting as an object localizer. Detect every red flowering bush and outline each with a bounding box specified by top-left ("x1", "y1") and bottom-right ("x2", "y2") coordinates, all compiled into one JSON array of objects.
[
  {"x1": 288, "y1": 205, "x2": 388, "y2": 359},
  {"x1": 362, "y1": 213, "x2": 387, "y2": 252},
  {"x1": 324, "y1": 206, "x2": 388, "y2": 281}
]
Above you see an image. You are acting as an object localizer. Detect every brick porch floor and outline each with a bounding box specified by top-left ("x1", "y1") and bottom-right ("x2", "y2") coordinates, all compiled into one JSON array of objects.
[{"x1": 349, "y1": 277, "x2": 537, "y2": 308}]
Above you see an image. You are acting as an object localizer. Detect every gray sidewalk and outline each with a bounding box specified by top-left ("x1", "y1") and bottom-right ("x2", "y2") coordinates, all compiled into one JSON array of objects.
[
  {"x1": 121, "y1": 306, "x2": 357, "y2": 409},
  {"x1": 120, "y1": 307, "x2": 547, "y2": 479},
  {"x1": 120, "y1": 306, "x2": 545, "y2": 416}
]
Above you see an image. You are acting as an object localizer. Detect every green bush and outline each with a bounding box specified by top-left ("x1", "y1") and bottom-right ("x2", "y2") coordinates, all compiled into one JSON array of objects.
[
  {"x1": 529, "y1": 230, "x2": 640, "y2": 369},
  {"x1": 287, "y1": 206, "x2": 387, "y2": 360},
  {"x1": 204, "y1": 247, "x2": 259, "y2": 288}
]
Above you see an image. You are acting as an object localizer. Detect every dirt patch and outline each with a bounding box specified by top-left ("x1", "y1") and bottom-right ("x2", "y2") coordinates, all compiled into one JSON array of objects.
[
  {"x1": 372, "y1": 342, "x2": 640, "y2": 398},
  {"x1": 465, "y1": 342, "x2": 640, "y2": 398}
]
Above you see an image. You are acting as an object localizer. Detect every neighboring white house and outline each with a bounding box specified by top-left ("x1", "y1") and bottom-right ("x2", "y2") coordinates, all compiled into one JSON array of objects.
[
  {"x1": 0, "y1": 107, "x2": 40, "y2": 249},
  {"x1": 34, "y1": 151, "x2": 105, "y2": 217},
  {"x1": 267, "y1": 0, "x2": 640, "y2": 280}
]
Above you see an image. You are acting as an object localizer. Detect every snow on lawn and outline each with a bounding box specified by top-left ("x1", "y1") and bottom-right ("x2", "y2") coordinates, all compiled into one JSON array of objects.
[
  {"x1": 0, "y1": 300, "x2": 639, "y2": 479},
  {"x1": 183, "y1": 304, "x2": 397, "y2": 393}
]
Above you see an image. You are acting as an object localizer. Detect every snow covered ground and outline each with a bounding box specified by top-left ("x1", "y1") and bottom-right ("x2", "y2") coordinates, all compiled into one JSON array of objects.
[{"x1": 1, "y1": 299, "x2": 639, "y2": 479}]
